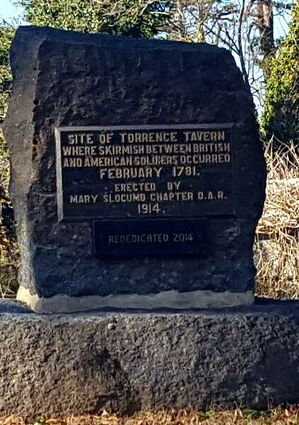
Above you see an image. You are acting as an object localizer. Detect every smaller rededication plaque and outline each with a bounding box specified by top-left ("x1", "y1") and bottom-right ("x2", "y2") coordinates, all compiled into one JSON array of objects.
[{"x1": 94, "y1": 219, "x2": 209, "y2": 257}]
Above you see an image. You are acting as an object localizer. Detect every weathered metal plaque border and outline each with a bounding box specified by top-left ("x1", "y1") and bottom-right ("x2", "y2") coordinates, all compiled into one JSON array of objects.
[{"x1": 55, "y1": 123, "x2": 236, "y2": 222}]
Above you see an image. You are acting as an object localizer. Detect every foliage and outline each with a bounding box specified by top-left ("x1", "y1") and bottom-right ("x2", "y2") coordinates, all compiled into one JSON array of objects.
[
  {"x1": 0, "y1": 224, "x2": 19, "y2": 298},
  {"x1": 0, "y1": 129, "x2": 19, "y2": 300},
  {"x1": 19, "y1": 0, "x2": 172, "y2": 38},
  {"x1": 0, "y1": 26, "x2": 14, "y2": 123},
  {"x1": 0, "y1": 26, "x2": 14, "y2": 220},
  {"x1": 166, "y1": 0, "x2": 293, "y2": 107},
  {"x1": 0, "y1": 130, "x2": 9, "y2": 198},
  {"x1": 0, "y1": 26, "x2": 18, "y2": 298},
  {"x1": 261, "y1": 2, "x2": 299, "y2": 146}
]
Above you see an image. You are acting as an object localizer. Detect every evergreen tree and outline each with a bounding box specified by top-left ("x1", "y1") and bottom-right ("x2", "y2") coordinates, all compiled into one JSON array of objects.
[
  {"x1": 0, "y1": 26, "x2": 14, "y2": 123},
  {"x1": 261, "y1": 2, "x2": 299, "y2": 146},
  {"x1": 19, "y1": 0, "x2": 172, "y2": 38}
]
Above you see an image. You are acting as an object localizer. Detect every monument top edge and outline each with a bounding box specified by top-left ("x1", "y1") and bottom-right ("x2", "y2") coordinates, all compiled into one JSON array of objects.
[{"x1": 14, "y1": 25, "x2": 231, "y2": 53}]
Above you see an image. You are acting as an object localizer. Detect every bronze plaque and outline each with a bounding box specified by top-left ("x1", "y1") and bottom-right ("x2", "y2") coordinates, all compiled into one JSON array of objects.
[{"x1": 56, "y1": 124, "x2": 235, "y2": 222}]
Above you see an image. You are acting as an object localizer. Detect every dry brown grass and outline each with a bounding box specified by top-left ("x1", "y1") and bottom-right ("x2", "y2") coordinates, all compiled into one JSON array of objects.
[
  {"x1": 254, "y1": 141, "x2": 299, "y2": 298},
  {"x1": 1, "y1": 407, "x2": 299, "y2": 425},
  {"x1": 0, "y1": 130, "x2": 19, "y2": 296},
  {"x1": 0, "y1": 228, "x2": 19, "y2": 297}
]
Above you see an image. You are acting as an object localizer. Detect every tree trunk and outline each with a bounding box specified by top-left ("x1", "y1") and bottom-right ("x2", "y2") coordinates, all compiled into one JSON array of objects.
[{"x1": 256, "y1": 0, "x2": 275, "y2": 79}]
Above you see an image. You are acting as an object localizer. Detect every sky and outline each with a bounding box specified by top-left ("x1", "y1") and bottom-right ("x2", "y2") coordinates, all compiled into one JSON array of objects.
[{"x1": 0, "y1": 0, "x2": 24, "y2": 22}]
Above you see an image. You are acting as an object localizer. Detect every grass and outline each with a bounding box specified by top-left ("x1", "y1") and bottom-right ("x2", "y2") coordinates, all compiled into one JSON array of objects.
[
  {"x1": 254, "y1": 141, "x2": 299, "y2": 298},
  {"x1": 0, "y1": 226, "x2": 19, "y2": 297},
  {"x1": 1, "y1": 407, "x2": 299, "y2": 425},
  {"x1": 0, "y1": 130, "x2": 19, "y2": 296}
]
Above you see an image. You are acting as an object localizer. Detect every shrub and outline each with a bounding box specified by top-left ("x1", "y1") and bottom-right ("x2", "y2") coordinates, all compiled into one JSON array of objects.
[
  {"x1": 255, "y1": 141, "x2": 299, "y2": 298},
  {"x1": 261, "y1": 3, "x2": 299, "y2": 147},
  {"x1": 0, "y1": 26, "x2": 18, "y2": 297},
  {"x1": 19, "y1": 0, "x2": 171, "y2": 38}
]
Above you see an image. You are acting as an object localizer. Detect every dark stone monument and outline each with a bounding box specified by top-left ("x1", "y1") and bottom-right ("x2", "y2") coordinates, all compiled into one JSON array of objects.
[
  {"x1": 2, "y1": 26, "x2": 299, "y2": 419},
  {"x1": 3, "y1": 26, "x2": 266, "y2": 312}
]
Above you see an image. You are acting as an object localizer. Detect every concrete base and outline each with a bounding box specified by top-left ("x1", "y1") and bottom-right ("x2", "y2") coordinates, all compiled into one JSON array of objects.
[
  {"x1": 0, "y1": 299, "x2": 299, "y2": 420},
  {"x1": 17, "y1": 286, "x2": 254, "y2": 313}
]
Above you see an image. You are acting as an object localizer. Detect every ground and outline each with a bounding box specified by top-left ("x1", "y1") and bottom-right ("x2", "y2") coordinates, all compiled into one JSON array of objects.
[{"x1": 1, "y1": 407, "x2": 299, "y2": 424}]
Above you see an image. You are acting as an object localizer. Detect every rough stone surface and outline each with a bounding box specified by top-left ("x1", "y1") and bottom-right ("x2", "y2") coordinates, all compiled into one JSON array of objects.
[
  {"x1": 0, "y1": 299, "x2": 32, "y2": 313},
  {"x1": 3, "y1": 26, "x2": 266, "y2": 303},
  {"x1": 0, "y1": 299, "x2": 299, "y2": 419}
]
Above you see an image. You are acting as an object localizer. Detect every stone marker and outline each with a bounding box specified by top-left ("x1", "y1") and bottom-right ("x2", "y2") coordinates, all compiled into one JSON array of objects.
[
  {"x1": 2, "y1": 27, "x2": 298, "y2": 419},
  {"x1": 1, "y1": 299, "x2": 299, "y2": 419},
  {"x1": 3, "y1": 26, "x2": 266, "y2": 312}
]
